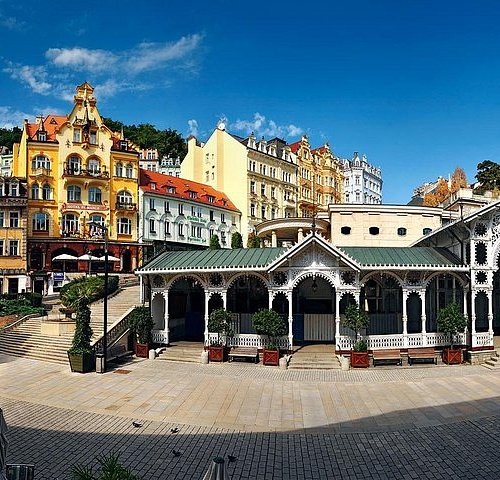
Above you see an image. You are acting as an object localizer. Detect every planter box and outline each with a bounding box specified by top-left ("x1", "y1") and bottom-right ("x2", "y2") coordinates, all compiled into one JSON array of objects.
[
  {"x1": 263, "y1": 349, "x2": 280, "y2": 366},
  {"x1": 68, "y1": 351, "x2": 95, "y2": 373},
  {"x1": 209, "y1": 345, "x2": 225, "y2": 362},
  {"x1": 443, "y1": 348, "x2": 462, "y2": 365},
  {"x1": 135, "y1": 342, "x2": 149, "y2": 358},
  {"x1": 351, "y1": 351, "x2": 369, "y2": 368}
]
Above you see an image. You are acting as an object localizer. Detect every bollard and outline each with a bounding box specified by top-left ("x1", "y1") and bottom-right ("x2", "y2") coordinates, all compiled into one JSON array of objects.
[
  {"x1": 148, "y1": 349, "x2": 156, "y2": 360},
  {"x1": 279, "y1": 356, "x2": 288, "y2": 370},
  {"x1": 95, "y1": 353, "x2": 105, "y2": 374},
  {"x1": 201, "y1": 350, "x2": 209, "y2": 364},
  {"x1": 340, "y1": 355, "x2": 350, "y2": 371},
  {"x1": 202, "y1": 457, "x2": 226, "y2": 480}
]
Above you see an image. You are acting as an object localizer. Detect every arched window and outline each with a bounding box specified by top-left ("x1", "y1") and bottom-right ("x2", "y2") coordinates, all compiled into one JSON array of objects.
[
  {"x1": 117, "y1": 190, "x2": 133, "y2": 204},
  {"x1": 87, "y1": 158, "x2": 100, "y2": 176},
  {"x1": 369, "y1": 226, "x2": 380, "y2": 235},
  {"x1": 32, "y1": 155, "x2": 50, "y2": 171},
  {"x1": 42, "y1": 184, "x2": 51, "y2": 200},
  {"x1": 117, "y1": 217, "x2": 131, "y2": 235},
  {"x1": 125, "y1": 163, "x2": 133, "y2": 178},
  {"x1": 67, "y1": 156, "x2": 81, "y2": 174},
  {"x1": 115, "y1": 163, "x2": 123, "y2": 177},
  {"x1": 88, "y1": 186, "x2": 102, "y2": 204},
  {"x1": 31, "y1": 183, "x2": 39, "y2": 199},
  {"x1": 89, "y1": 214, "x2": 105, "y2": 227},
  {"x1": 88, "y1": 214, "x2": 105, "y2": 237},
  {"x1": 67, "y1": 185, "x2": 81, "y2": 202},
  {"x1": 32, "y1": 212, "x2": 49, "y2": 231},
  {"x1": 62, "y1": 213, "x2": 79, "y2": 236},
  {"x1": 341, "y1": 226, "x2": 351, "y2": 235}
]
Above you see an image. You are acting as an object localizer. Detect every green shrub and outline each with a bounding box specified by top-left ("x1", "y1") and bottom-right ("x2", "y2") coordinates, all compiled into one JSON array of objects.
[
  {"x1": 251, "y1": 309, "x2": 287, "y2": 350},
  {"x1": 342, "y1": 303, "x2": 369, "y2": 345},
  {"x1": 61, "y1": 275, "x2": 119, "y2": 309},
  {"x1": 0, "y1": 298, "x2": 43, "y2": 317},
  {"x1": 353, "y1": 340, "x2": 368, "y2": 352},
  {"x1": 70, "y1": 453, "x2": 138, "y2": 480},
  {"x1": 68, "y1": 303, "x2": 93, "y2": 354},
  {"x1": 128, "y1": 306, "x2": 154, "y2": 344},
  {"x1": 208, "y1": 308, "x2": 233, "y2": 346},
  {"x1": 437, "y1": 302, "x2": 467, "y2": 348}
]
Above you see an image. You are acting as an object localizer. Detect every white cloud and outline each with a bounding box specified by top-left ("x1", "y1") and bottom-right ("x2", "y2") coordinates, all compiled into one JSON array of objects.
[
  {"x1": 231, "y1": 112, "x2": 303, "y2": 139},
  {"x1": 187, "y1": 119, "x2": 198, "y2": 137},
  {"x1": 46, "y1": 47, "x2": 117, "y2": 72},
  {"x1": 0, "y1": 105, "x2": 64, "y2": 128},
  {"x1": 4, "y1": 64, "x2": 51, "y2": 95},
  {"x1": 0, "y1": 14, "x2": 25, "y2": 30}
]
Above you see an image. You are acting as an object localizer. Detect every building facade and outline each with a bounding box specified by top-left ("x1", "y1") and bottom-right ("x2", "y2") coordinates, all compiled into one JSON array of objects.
[
  {"x1": 0, "y1": 152, "x2": 13, "y2": 177},
  {"x1": 139, "y1": 169, "x2": 241, "y2": 256},
  {"x1": 289, "y1": 135, "x2": 343, "y2": 217},
  {"x1": 182, "y1": 125, "x2": 298, "y2": 245},
  {"x1": 341, "y1": 152, "x2": 382, "y2": 204},
  {"x1": 139, "y1": 149, "x2": 182, "y2": 177},
  {"x1": 0, "y1": 176, "x2": 28, "y2": 294},
  {"x1": 13, "y1": 82, "x2": 140, "y2": 294}
]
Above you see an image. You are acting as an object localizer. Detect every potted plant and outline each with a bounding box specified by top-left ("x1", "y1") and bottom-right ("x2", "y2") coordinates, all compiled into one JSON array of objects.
[
  {"x1": 63, "y1": 283, "x2": 95, "y2": 373},
  {"x1": 342, "y1": 303, "x2": 370, "y2": 368},
  {"x1": 70, "y1": 453, "x2": 138, "y2": 479},
  {"x1": 207, "y1": 308, "x2": 233, "y2": 362},
  {"x1": 252, "y1": 309, "x2": 288, "y2": 366},
  {"x1": 437, "y1": 302, "x2": 467, "y2": 364},
  {"x1": 128, "y1": 306, "x2": 155, "y2": 358}
]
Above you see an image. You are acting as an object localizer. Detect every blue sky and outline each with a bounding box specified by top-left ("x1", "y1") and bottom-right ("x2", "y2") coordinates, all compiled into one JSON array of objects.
[{"x1": 1, "y1": 0, "x2": 500, "y2": 203}]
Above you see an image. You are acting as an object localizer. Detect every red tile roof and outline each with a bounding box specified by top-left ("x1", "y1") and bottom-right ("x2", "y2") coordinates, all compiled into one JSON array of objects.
[
  {"x1": 289, "y1": 140, "x2": 301, "y2": 154},
  {"x1": 139, "y1": 169, "x2": 240, "y2": 212},
  {"x1": 26, "y1": 115, "x2": 67, "y2": 141}
]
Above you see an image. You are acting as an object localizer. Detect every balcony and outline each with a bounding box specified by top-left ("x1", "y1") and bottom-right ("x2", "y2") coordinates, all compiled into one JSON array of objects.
[
  {"x1": 30, "y1": 167, "x2": 52, "y2": 178},
  {"x1": 115, "y1": 202, "x2": 137, "y2": 211},
  {"x1": 63, "y1": 165, "x2": 110, "y2": 179}
]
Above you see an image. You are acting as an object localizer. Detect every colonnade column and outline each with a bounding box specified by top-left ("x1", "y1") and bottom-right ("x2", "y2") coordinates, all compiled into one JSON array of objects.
[
  {"x1": 287, "y1": 290, "x2": 293, "y2": 351},
  {"x1": 487, "y1": 289, "x2": 494, "y2": 336},
  {"x1": 402, "y1": 289, "x2": 408, "y2": 348},
  {"x1": 335, "y1": 291, "x2": 341, "y2": 344},
  {"x1": 271, "y1": 231, "x2": 277, "y2": 248},
  {"x1": 421, "y1": 289, "x2": 427, "y2": 346},
  {"x1": 204, "y1": 291, "x2": 210, "y2": 344},
  {"x1": 163, "y1": 291, "x2": 170, "y2": 345},
  {"x1": 139, "y1": 275, "x2": 144, "y2": 304}
]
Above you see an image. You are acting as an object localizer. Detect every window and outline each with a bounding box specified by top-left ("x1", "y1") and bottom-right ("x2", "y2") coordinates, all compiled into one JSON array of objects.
[
  {"x1": 32, "y1": 155, "x2": 50, "y2": 171},
  {"x1": 89, "y1": 187, "x2": 102, "y2": 204},
  {"x1": 117, "y1": 217, "x2": 131, "y2": 235},
  {"x1": 125, "y1": 164, "x2": 133, "y2": 178},
  {"x1": 210, "y1": 210, "x2": 214, "y2": 222},
  {"x1": 167, "y1": 186, "x2": 176, "y2": 194},
  {"x1": 397, "y1": 227, "x2": 407, "y2": 236},
  {"x1": 149, "y1": 198, "x2": 156, "y2": 210},
  {"x1": 250, "y1": 203, "x2": 256, "y2": 217},
  {"x1": 261, "y1": 183, "x2": 266, "y2": 196},
  {"x1": 423, "y1": 228, "x2": 432, "y2": 235},
  {"x1": 221, "y1": 232, "x2": 226, "y2": 244},
  {"x1": 31, "y1": 183, "x2": 39, "y2": 199},
  {"x1": 42, "y1": 184, "x2": 51, "y2": 200},
  {"x1": 68, "y1": 156, "x2": 81, "y2": 174},
  {"x1": 178, "y1": 223, "x2": 184, "y2": 236},
  {"x1": 38, "y1": 131, "x2": 46, "y2": 142},
  {"x1": 9, "y1": 211, "x2": 19, "y2": 228},
  {"x1": 250, "y1": 181, "x2": 256, "y2": 194},
  {"x1": 189, "y1": 191, "x2": 197, "y2": 199},
  {"x1": 221, "y1": 213, "x2": 225, "y2": 223},
  {"x1": 355, "y1": 176, "x2": 360, "y2": 186},
  {"x1": 73, "y1": 129, "x2": 81, "y2": 142},
  {"x1": 149, "y1": 219, "x2": 156, "y2": 234},
  {"x1": 88, "y1": 215, "x2": 105, "y2": 236},
  {"x1": 261, "y1": 206, "x2": 266, "y2": 220},
  {"x1": 0, "y1": 240, "x2": 3, "y2": 255},
  {"x1": 87, "y1": 158, "x2": 100, "y2": 176},
  {"x1": 11, "y1": 183, "x2": 18, "y2": 196},
  {"x1": 341, "y1": 226, "x2": 351, "y2": 235},
  {"x1": 117, "y1": 190, "x2": 133, "y2": 204},
  {"x1": 115, "y1": 163, "x2": 123, "y2": 177},
  {"x1": 271, "y1": 186, "x2": 276, "y2": 199},
  {"x1": 164, "y1": 201, "x2": 170, "y2": 212},
  {"x1": 369, "y1": 226, "x2": 380, "y2": 235},
  {"x1": 32, "y1": 213, "x2": 49, "y2": 232},
  {"x1": 90, "y1": 131, "x2": 97, "y2": 145},
  {"x1": 67, "y1": 185, "x2": 81, "y2": 202},
  {"x1": 191, "y1": 206, "x2": 196, "y2": 216},
  {"x1": 9, "y1": 240, "x2": 18, "y2": 256},
  {"x1": 165, "y1": 221, "x2": 171, "y2": 235},
  {"x1": 178, "y1": 203, "x2": 184, "y2": 215},
  {"x1": 271, "y1": 208, "x2": 276, "y2": 219},
  {"x1": 208, "y1": 195, "x2": 215, "y2": 203},
  {"x1": 0, "y1": 212, "x2": 3, "y2": 227},
  {"x1": 62, "y1": 213, "x2": 79, "y2": 235}
]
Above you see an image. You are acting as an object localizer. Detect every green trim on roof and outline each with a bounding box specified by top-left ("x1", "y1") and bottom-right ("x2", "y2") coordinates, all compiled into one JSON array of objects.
[
  {"x1": 139, "y1": 247, "x2": 287, "y2": 272},
  {"x1": 340, "y1": 247, "x2": 462, "y2": 267}
]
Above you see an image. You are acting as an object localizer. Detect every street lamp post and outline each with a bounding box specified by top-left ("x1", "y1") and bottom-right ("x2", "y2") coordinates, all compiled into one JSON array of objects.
[{"x1": 88, "y1": 221, "x2": 108, "y2": 373}]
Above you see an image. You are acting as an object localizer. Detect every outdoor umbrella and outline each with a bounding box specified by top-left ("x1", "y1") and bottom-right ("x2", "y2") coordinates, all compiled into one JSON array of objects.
[
  {"x1": 52, "y1": 253, "x2": 78, "y2": 274},
  {"x1": 98, "y1": 255, "x2": 121, "y2": 262},
  {"x1": 78, "y1": 254, "x2": 101, "y2": 275}
]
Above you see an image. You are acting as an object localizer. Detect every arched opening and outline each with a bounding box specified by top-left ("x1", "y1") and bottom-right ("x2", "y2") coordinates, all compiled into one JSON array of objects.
[
  {"x1": 227, "y1": 275, "x2": 268, "y2": 334},
  {"x1": 151, "y1": 293, "x2": 165, "y2": 331},
  {"x1": 208, "y1": 292, "x2": 224, "y2": 315},
  {"x1": 51, "y1": 247, "x2": 78, "y2": 273},
  {"x1": 293, "y1": 275, "x2": 335, "y2": 343},
  {"x1": 407, "y1": 292, "x2": 422, "y2": 333},
  {"x1": 168, "y1": 277, "x2": 205, "y2": 341},
  {"x1": 361, "y1": 274, "x2": 403, "y2": 335},
  {"x1": 425, "y1": 274, "x2": 464, "y2": 333}
]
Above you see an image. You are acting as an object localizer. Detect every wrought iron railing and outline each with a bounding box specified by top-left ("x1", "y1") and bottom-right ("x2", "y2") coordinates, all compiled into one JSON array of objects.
[{"x1": 92, "y1": 306, "x2": 136, "y2": 358}]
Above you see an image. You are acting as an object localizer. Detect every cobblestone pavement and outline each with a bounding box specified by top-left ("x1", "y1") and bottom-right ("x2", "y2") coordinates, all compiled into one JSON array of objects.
[{"x1": 1, "y1": 354, "x2": 500, "y2": 479}]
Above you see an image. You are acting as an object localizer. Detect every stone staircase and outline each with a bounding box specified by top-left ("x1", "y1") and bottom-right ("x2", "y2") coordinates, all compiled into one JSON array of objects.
[
  {"x1": 288, "y1": 344, "x2": 341, "y2": 370},
  {"x1": 157, "y1": 342, "x2": 204, "y2": 363},
  {"x1": 0, "y1": 285, "x2": 141, "y2": 364},
  {"x1": 483, "y1": 350, "x2": 500, "y2": 370}
]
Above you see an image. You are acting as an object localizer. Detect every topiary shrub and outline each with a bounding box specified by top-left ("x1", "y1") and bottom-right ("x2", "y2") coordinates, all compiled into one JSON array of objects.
[
  {"x1": 128, "y1": 306, "x2": 155, "y2": 344},
  {"x1": 251, "y1": 309, "x2": 287, "y2": 350},
  {"x1": 342, "y1": 303, "x2": 369, "y2": 351},
  {"x1": 437, "y1": 302, "x2": 467, "y2": 348},
  {"x1": 208, "y1": 308, "x2": 233, "y2": 346}
]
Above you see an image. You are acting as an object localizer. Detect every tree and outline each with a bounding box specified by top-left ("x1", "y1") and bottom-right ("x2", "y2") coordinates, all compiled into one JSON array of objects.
[
  {"x1": 422, "y1": 178, "x2": 450, "y2": 207},
  {"x1": 476, "y1": 160, "x2": 500, "y2": 191},
  {"x1": 341, "y1": 303, "x2": 369, "y2": 351},
  {"x1": 247, "y1": 232, "x2": 261, "y2": 248},
  {"x1": 451, "y1": 167, "x2": 467, "y2": 193},
  {"x1": 0, "y1": 126, "x2": 22, "y2": 151},
  {"x1": 231, "y1": 232, "x2": 243, "y2": 249},
  {"x1": 209, "y1": 234, "x2": 221, "y2": 249},
  {"x1": 251, "y1": 309, "x2": 288, "y2": 350},
  {"x1": 207, "y1": 308, "x2": 233, "y2": 346},
  {"x1": 437, "y1": 302, "x2": 467, "y2": 348},
  {"x1": 422, "y1": 192, "x2": 439, "y2": 207}
]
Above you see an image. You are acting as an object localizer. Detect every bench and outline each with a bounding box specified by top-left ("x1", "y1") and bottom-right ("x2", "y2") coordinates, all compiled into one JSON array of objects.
[
  {"x1": 108, "y1": 344, "x2": 133, "y2": 363},
  {"x1": 407, "y1": 347, "x2": 437, "y2": 366},
  {"x1": 228, "y1": 347, "x2": 259, "y2": 364},
  {"x1": 372, "y1": 349, "x2": 402, "y2": 366}
]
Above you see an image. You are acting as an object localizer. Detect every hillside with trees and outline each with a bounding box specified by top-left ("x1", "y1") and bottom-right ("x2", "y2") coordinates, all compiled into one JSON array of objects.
[
  {"x1": 0, "y1": 126, "x2": 22, "y2": 151},
  {"x1": 422, "y1": 167, "x2": 468, "y2": 207}
]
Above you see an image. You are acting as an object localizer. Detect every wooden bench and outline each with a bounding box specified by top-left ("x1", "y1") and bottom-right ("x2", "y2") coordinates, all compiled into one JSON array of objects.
[
  {"x1": 372, "y1": 349, "x2": 402, "y2": 366},
  {"x1": 228, "y1": 347, "x2": 259, "y2": 364},
  {"x1": 407, "y1": 347, "x2": 437, "y2": 365}
]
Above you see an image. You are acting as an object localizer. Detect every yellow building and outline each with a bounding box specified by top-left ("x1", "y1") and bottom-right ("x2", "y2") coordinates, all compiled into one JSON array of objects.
[
  {"x1": 13, "y1": 82, "x2": 140, "y2": 294},
  {"x1": 290, "y1": 135, "x2": 343, "y2": 217},
  {"x1": 0, "y1": 176, "x2": 28, "y2": 293},
  {"x1": 182, "y1": 125, "x2": 298, "y2": 246}
]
